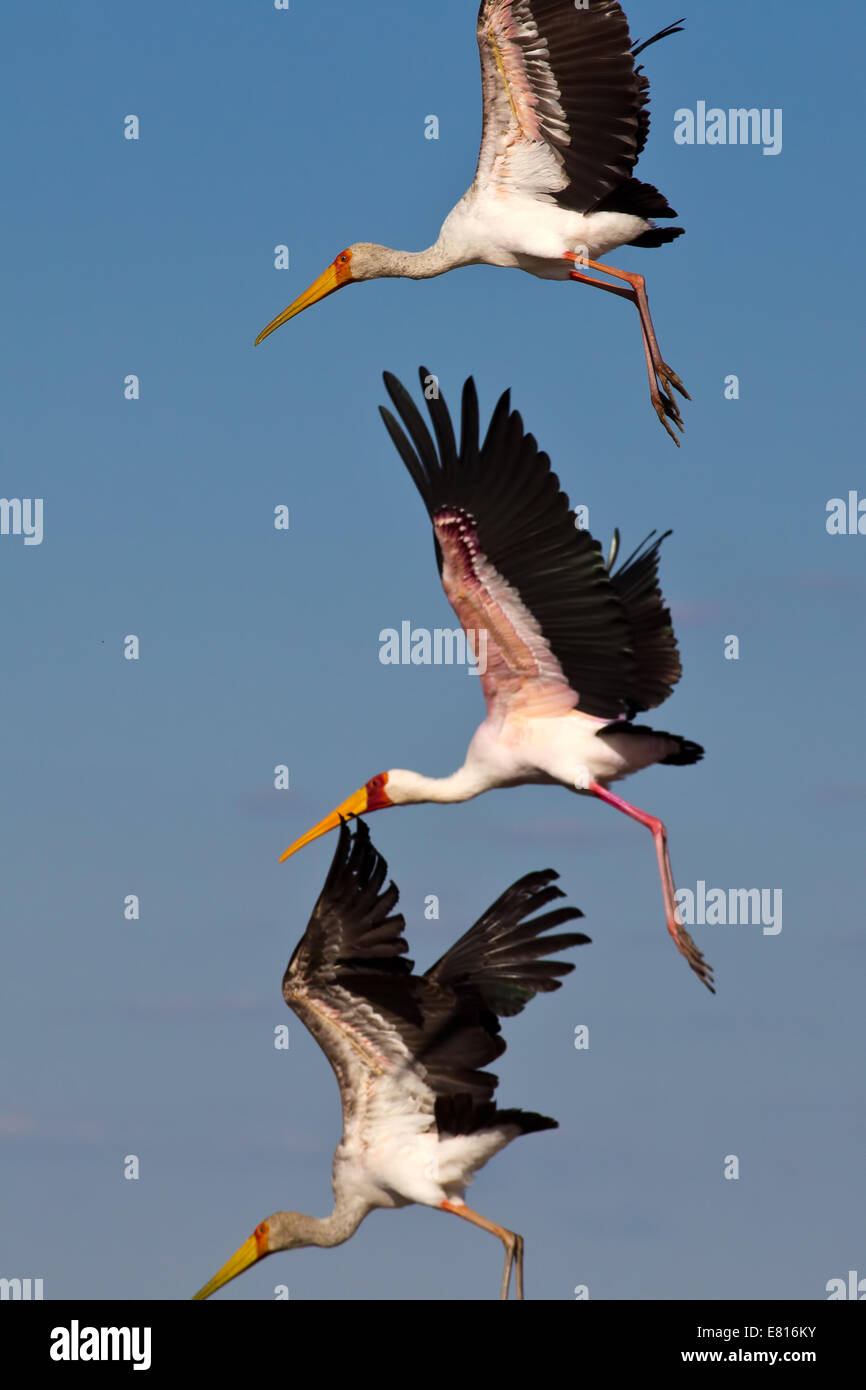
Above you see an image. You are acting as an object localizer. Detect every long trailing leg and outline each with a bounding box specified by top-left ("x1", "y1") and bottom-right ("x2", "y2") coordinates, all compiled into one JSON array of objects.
[
  {"x1": 568, "y1": 254, "x2": 690, "y2": 407},
  {"x1": 589, "y1": 781, "x2": 715, "y2": 992},
  {"x1": 564, "y1": 253, "x2": 689, "y2": 446},
  {"x1": 440, "y1": 1200, "x2": 524, "y2": 1300},
  {"x1": 589, "y1": 258, "x2": 690, "y2": 405}
]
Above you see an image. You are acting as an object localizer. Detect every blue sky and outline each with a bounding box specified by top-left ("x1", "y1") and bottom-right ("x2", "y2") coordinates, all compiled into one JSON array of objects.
[{"x1": 1, "y1": 0, "x2": 864, "y2": 1300}]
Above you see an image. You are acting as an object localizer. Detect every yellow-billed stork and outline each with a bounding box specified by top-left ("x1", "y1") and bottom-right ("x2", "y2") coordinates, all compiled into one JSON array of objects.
[
  {"x1": 193, "y1": 819, "x2": 588, "y2": 1301},
  {"x1": 280, "y1": 368, "x2": 711, "y2": 991},
  {"x1": 255, "y1": 1, "x2": 689, "y2": 444}
]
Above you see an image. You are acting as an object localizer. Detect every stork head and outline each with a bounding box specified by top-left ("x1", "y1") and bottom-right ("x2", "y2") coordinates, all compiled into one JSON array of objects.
[
  {"x1": 279, "y1": 772, "x2": 403, "y2": 862},
  {"x1": 192, "y1": 1215, "x2": 313, "y2": 1300},
  {"x1": 254, "y1": 244, "x2": 387, "y2": 344}
]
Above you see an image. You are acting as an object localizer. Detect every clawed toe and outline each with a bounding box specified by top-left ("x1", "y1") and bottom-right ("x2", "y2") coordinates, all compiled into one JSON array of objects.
[
  {"x1": 662, "y1": 365, "x2": 691, "y2": 401},
  {"x1": 673, "y1": 923, "x2": 715, "y2": 993},
  {"x1": 655, "y1": 398, "x2": 683, "y2": 446}
]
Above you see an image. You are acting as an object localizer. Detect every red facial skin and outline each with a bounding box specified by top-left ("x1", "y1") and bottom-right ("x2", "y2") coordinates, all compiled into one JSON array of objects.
[
  {"x1": 334, "y1": 249, "x2": 353, "y2": 285},
  {"x1": 365, "y1": 773, "x2": 392, "y2": 811},
  {"x1": 254, "y1": 1222, "x2": 270, "y2": 1258}
]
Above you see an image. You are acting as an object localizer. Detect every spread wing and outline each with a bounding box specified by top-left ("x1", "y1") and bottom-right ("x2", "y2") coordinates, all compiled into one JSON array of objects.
[
  {"x1": 475, "y1": 0, "x2": 636, "y2": 209},
  {"x1": 379, "y1": 367, "x2": 682, "y2": 721},
  {"x1": 283, "y1": 821, "x2": 587, "y2": 1131},
  {"x1": 472, "y1": 1, "x2": 684, "y2": 230}
]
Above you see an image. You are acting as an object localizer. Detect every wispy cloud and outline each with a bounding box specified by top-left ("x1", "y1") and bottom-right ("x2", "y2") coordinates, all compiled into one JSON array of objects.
[
  {"x1": 0, "y1": 1113, "x2": 105, "y2": 1145},
  {"x1": 0, "y1": 1113, "x2": 35, "y2": 1138},
  {"x1": 757, "y1": 572, "x2": 866, "y2": 602},
  {"x1": 669, "y1": 600, "x2": 726, "y2": 626},
  {"x1": 669, "y1": 574, "x2": 866, "y2": 627},
  {"x1": 816, "y1": 781, "x2": 866, "y2": 805}
]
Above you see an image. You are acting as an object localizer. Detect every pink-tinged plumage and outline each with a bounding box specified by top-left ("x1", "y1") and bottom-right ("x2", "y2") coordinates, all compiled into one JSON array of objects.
[
  {"x1": 281, "y1": 370, "x2": 712, "y2": 992},
  {"x1": 435, "y1": 507, "x2": 577, "y2": 719}
]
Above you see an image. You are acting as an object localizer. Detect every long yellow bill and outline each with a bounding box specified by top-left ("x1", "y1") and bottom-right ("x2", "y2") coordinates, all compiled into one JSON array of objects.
[
  {"x1": 254, "y1": 264, "x2": 343, "y2": 345},
  {"x1": 192, "y1": 1233, "x2": 262, "y2": 1301},
  {"x1": 279, "y1": 787, "x2": 369, "y2": 863}
]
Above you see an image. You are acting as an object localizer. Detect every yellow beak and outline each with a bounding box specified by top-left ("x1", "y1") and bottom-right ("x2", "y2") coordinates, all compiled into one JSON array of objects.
[
  {"x1": 192, "y1": 1233, "x2": 262, "y2": 1301},
  {"x1": 255, "y1": 263, "x2": 345, "y2": 345},
  {"x1": 279, "y1": 786, "x2": 369, "y2": 863}
]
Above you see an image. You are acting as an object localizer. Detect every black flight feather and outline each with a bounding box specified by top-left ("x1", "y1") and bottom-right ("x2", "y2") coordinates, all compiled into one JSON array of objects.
[{"x1": 379, "y1": 367, "x2": 685, "y2": 721}]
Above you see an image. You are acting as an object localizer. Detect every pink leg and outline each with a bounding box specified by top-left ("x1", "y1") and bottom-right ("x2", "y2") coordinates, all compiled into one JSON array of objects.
[
  {"x1": 589, "y1": 781, "x2": 714, "y2": 992},
  {"x1": 440, "y1": 1201, "x2": 524, "y2": 1299},
  {"x1": 563, "y1": 253, "x2": 689, "y2": 447}
]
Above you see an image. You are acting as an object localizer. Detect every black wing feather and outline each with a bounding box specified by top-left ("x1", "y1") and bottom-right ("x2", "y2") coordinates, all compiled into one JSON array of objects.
[
  {"x1": 480, "y1": 0, "x2": 639, "y2": 211},
  {"x1": 284, "y1": 818, "x2": 411, "y2": 990},
  {"x1": 608, "y1": 530, "x2": 682, "y2": 716},
  {"x1": 426, "y1": 869, "x2": 588, "y2": 1018},
  {"x1": 478, "y1": 1, "x2": 683, "y2": 233},
  {"x1": 379, "y1": 368, "x2": 684, "y2": 720},
  {"x1": 285, "y1": 823, "x2": 586, "y2": 1122}
]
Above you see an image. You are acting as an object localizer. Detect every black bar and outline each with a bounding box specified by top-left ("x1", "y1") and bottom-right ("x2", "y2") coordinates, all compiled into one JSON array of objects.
[{"x1": 4, "y1": 1299, "x2": 860, "y2": 1375}]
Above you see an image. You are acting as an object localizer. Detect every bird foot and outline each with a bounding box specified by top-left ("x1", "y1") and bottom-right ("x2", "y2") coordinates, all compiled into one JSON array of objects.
[
  {"x1": 669, "y1": 917, "x2": 715, "y2": 993},
  {"x1": 653, "y1": 363, "x2": 690, "y2": 445},
  {"x1": 661, "y1": 362, "x2": 690, "y2": 402},
  {"x1": 654, "y1": 390, "x2": 685, "y2": 446}
]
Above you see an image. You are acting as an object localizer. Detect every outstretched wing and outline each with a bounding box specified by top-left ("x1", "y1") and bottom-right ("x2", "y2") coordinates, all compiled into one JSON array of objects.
[
  {"x1": 379, "y1": 367, "x2": 682, "y2": 721},
  {"x1": 283, "y1": 821, "x2": 513, "y2": 1113},
  {"x1": 284, "y1": 822, "x2": 587, "y2": 1125},
  {"x1": 425, "y1": 866, "x2": 587, "y2": 1138},
  {"x1": 426, "y1": 868, "x2": 588, "y2": 1017},
  {"x1": 284, "y1": 817, "x2": 408, "y2": 990},
  {"x1": 473, "y1": 0, "x2": 680, "y2": 220},
  {"x1": 282, "y1": 819, "x2": 419, "y2": 1115},
  {"x1": 608, "y1": 530, "x2": 682, "y2": 712}
]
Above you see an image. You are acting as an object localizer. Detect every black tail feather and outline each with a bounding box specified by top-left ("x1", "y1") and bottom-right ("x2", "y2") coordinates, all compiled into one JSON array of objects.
[
  {"x1": 661, "y1": 735, "x2": 705, "y2": 766},
  {"x1": 601, "y1": 723, "x2": 704, "y2": 766},
  {"x1": 594, "y1": 177, "x2": 683, "y2": 230},
  {"x1": 435, "y1": 1095, "x2": 557, "y2": 1138},
  {"x1": 629, "y1": 227, "x2": 685, "y2": 249}
]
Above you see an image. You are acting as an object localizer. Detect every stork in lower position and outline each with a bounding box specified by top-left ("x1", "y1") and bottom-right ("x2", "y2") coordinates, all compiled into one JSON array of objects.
[
  {"x1": 255, "y1": 1, "x2": 689, "y2": 444},
  {"x1": 280, "y1": 368, "x2": 712, "y2": 991},
  {"x1": 193, "y1": 819, "x2": 588, "y2": 1301}
]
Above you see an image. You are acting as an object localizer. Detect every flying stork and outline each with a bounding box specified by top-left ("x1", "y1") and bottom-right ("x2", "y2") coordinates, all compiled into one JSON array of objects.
[
  {"x1": 193, "y1": 819, "x2": 588, "y2": 1301},
  {"x1": 255, "y1": 1, "x2": 689, "y2": 444},
  {"x1": 279, "y1": 367, "x2": 711, "y2": 991}
]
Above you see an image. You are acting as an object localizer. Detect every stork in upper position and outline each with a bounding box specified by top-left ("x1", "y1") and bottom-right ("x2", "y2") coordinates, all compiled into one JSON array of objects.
[
  {"x1": 280, "y1": 367, "x2": 711, "y2": 991},
  {"x1": 193, "y1": 819, "x2": 588, "y2": 1301},
  {"x1": 255, "y1": 1, "x2": 689, "y2": 444}
]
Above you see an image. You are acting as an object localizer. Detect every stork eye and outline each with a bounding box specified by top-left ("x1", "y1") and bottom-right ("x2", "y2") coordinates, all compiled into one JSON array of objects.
[{"x1": 339, "y1": 253, "x2": 350, "y2": 263}]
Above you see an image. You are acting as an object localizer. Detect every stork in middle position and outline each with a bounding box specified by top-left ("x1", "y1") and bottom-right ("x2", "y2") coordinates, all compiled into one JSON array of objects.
[
  {"x1": 281, "y1": 368, "x2": 711, "y2": 991},
  {"x1": 254, "y1": 1, "x2": 689, "y2": 445}
]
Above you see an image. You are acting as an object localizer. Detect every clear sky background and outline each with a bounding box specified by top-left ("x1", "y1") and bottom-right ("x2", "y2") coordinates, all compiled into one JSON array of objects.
[{"x1": 1, "y1": 0, "x2": 864, "y2": 1302}]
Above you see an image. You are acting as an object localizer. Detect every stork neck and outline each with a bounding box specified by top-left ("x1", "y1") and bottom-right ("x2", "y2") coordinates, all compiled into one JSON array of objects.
[
  {"x1": 393, "y1": 764, "x2": 493, "y2": 805},
  {"x1": 373, "y1": 240, "x2": 460, "y2": 280},
  {"x1": 279, "y1": 1194, "x2": 372, "y2": 1250}
]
